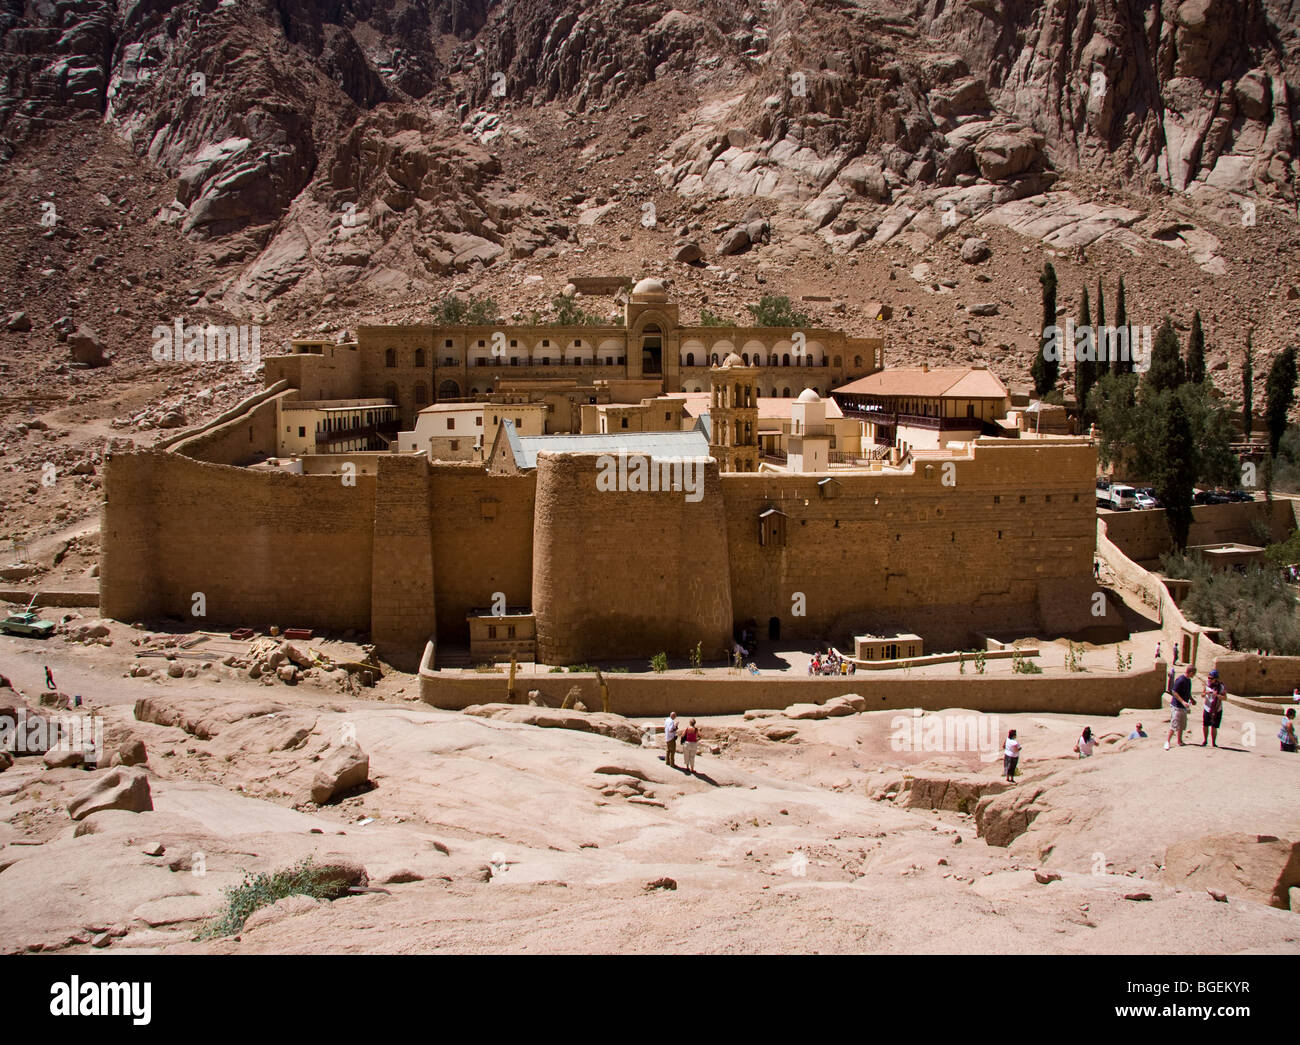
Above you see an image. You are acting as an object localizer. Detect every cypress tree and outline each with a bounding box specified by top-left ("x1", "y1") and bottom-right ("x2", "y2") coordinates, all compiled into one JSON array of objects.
[
  {"x1": 1186, "y1": 310, "x2": 1206, "y2": 384},
  {"x1": 1112, "y1": 276, "x2": 1127, "y2": 375},
  {"x1": 1032, "y1": 262, "x2": 1059, "y2": 396},
  {"x1": 1243, "y1": 330, "x2": 1254, "y2": 440},
  {"x1": 1075, "y1": 287, "x2": 1095, "y2": 412},
  {"x1": 1153, "y1": 392, "x2": 1196, "y2": 551},
  {"x1": 1146, "y1": 317, "x2": 1183, "y2": 395},
  {"x1": 1265, "y1": 345, "x2": 1297, "y2": 458}
]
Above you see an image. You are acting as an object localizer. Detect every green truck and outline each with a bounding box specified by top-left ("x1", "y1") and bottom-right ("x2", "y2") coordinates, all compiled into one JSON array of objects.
[{"x1": 0, "y1": 599, "x2": 55, "y2": 639}]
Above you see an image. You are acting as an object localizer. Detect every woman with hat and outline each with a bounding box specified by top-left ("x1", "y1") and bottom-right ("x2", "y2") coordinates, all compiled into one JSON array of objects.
[{"x1": 1202, "y1": 669, "x2": 1225, "y2": 748}]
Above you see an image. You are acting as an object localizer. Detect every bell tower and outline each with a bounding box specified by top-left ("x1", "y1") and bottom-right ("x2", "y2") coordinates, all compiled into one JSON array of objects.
[{"x1": 709, "y1": 353, "x2": 758, "y2": 472}]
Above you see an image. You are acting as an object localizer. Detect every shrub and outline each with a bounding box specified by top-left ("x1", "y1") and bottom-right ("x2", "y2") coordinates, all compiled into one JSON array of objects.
[
  {"x1": 747, "y1": 295, "x2": 811, "y2": 328},
  {"x1": 552, "y1": 293, "x2": 608, "y2": 326},
  {"x1": 433, "y1": 293, "x2": 499, "y2": 325},
  {"x1": 197, "y1": 859, "x2": 340, "y2": 939},
  {"x1": 699, "y1": 309, "x2": 730, "y2": 327},
  {"x1": 650, "y1": 651, "x2": 668, "y2": 673}
]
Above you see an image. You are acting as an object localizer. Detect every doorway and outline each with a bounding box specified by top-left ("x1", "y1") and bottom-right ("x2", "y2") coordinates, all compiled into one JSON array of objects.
[
  {"x1": 641, "y1": 325, "x2": 662, "y2": 375},
  {"x1": 768, "y1": 616, "x2": 780, "y2": 641}
]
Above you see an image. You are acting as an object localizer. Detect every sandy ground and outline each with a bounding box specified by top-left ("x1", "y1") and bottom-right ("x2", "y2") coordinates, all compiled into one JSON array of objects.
[{"x1": 1, "y1": 615, "x2": 1299, "y2": 955}]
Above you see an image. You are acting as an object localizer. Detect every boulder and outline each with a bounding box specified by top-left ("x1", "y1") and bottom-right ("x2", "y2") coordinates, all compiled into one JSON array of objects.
[
  {"x1": 68, "y1": 325, "x2": 108, "y2": 367},
  {"x1": 6, "y1": 311, "x2": 31, "y2": 332},
  {"x1": 974, "y1": 130, "x2": 1044, "y2": 181},
  {"x1": 717, "y1": 226, "x2": 751, "y2": 255},
  {"x1": 310, "y1": 743, "x2": 369, "y2": 804},
  {"x1": 111, "y1": 738, "x2": 148, "y2": 767},
  {"x1": 960, "y1": 237, "x2": 991, "y2": 263},
  {"x1": 673, "y1": 241, "x2": 703, "y2": 263},
  {"x1": 1162, "y1": 833, "x2": 1300, "y2": 909},
  {"x1": 968, "y1": 302, "x2": 999, "y2": 316},
  {"x1": 67, "y1": 767, "x2": 153, "y2": 820},
  {"x1": 42, "y1": 747, "x2": 84, "y2": 769},
  {"x1": 783, "y1": 703, "x2": 829, "y2": 720}
]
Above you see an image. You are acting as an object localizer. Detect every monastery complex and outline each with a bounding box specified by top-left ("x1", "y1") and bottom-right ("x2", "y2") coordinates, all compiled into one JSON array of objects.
[{"x1": 100, "y1": 279, "x2": 1109, "y2": 671}]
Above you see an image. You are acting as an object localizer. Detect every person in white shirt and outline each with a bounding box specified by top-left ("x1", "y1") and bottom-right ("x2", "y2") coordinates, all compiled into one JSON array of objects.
[
  {"x1": 1075, "y1": 726, "x2": 1097, "y2": 757},
  {"x1": 1003, "y1": 729, "x2": 1021, "y2": 783},
  {"x1": 663, "y1": 711, "x2": 679, "y2": 769}
]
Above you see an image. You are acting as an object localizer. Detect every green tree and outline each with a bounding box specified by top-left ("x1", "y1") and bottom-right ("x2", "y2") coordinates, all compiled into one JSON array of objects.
[
  {"x1": 1112, "y1": 276, "x2": 1128, "y2": 376},
  {"x1": 1186, "y1": 310, "x2": 1206, "y2": 384},
  {"x1": 1151, "y1": 391, "x2": 1197, "y2": 550},
  {"x1": 1243, "y1": 329, "x2": 1255, "y2": 439},
  {"x1": 1033, "y1": 262, "x2": 1059, "y2": 395},
  {"x1": 1145, "y1": 317, "x2": 1183, "y2": 395},
  {"x1": 699, "y1": 309, "x2": 729, "y2": 327},
  {"x1": 433, "y1": 294, "x2": 500, "y2": 325},
  {"x1": 1265, "y1": 345, "x2": 1298, "y2": 458},
  {"x1": 1075, "y1": 287, "x2": 1097, "y2": 416},
  {"x1": 747, "y1": 295, "x2": 811, "y2": 327},
  {"x1": 551, "y1": 293, "x2": 607, "y2": 326}
]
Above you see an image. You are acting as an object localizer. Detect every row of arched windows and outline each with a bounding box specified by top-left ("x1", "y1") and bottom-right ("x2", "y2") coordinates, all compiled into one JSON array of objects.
[{"x1": 382, "y1": 346, "x2": 863, "y2": 371}]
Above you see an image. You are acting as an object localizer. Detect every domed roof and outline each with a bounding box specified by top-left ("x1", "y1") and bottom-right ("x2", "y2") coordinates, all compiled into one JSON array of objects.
[
  {"x1": 720, "y1": 352, "x2": 746, "y2": 368},
  {"x1": 630, "y1": 277, "x2": 668, "y2": 303},
  {"x1": 796, "y1": 388, "x2": 820, "y2": 403}
]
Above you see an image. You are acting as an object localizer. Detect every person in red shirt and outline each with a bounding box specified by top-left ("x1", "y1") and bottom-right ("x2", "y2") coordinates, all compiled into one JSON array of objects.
[{"x1": 681, "y1": 719, "x2": 701, "y2": 774}]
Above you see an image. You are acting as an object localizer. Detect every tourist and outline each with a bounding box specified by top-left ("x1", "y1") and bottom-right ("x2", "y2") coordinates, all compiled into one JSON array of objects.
[
  {"x1": 1292, "y1": 686, "x2": 1300, "y2": 704},
  {"x1": 1281, "y1": 709, "x2": 1298, "y2": 753},
  {"x1": 1165, "y1": 665, "x2": 1196, "y2": 750},
  {"x1": 681, "y1": 718, "x2": 700, "y2": 774},
  {"x1": 664, "y1": 711, "x2": 679, "y2": 768},
  {"x1": 848, "y1": 660, "x2": 856, "y2": 675},
  {"x1": 1154, "y1": 641, "x2": 1162, "y2": 662},
  {"x1": 1074, "y1": 726, "x2": 1097, "y2": 758},
  {"x1": 1003, "y1": 729, "x2": 1021, "y2": 783},
  {"x1": 1201, "y1": 669, "x2": 1224, "y2": 747},
  {"x1": 1127, "y1": 723, "x2": 1147, "y2": 739},
  {"x1": 44, "y1": 665, "x2": 55, "y2": 690}
]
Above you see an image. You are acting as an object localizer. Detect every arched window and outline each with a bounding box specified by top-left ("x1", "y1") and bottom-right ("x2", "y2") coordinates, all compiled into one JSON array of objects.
[
  {"x1": 833, "y1": 356, "x2": 842, "y2": 368},
  {"x1": 415, "y1": 383, "x2": 428, "y2": 406},
  {"x1": 711, "y1": 353, "x2": 719, "y2": 366},
  {"x1": 415, "y1": 349, "x2": 426, "y2": 367},
  {"x1": 385, "y1": 348, "x2": 396, "y2": 368},
  {"x1": 783, "y1": 387, "x2": 791, "y2": 397},
  {"x1": 742, "y1": 353, "x2": 750, "y2": 365},
  {"x1": 686, "y1": 352, "x2": 695, "y2": 367},
  {"x1": 854, "y1": 355, "x2": 862, "y2": 368},
  {"x1": 782, "y1": 353, "x2": 790, "y2": 367}
]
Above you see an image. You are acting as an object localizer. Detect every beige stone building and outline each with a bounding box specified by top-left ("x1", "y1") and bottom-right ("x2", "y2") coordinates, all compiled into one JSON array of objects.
[
  {"x1": 832, "y1": 365, "x2": 1009, "y2": 454},
  {"x1": 265, "y1": 278, "x2": 886, "y2": 432}
]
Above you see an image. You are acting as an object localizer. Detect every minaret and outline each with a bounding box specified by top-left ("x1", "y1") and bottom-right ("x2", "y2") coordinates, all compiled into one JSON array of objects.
[{"x1": 709, "y1": 353, "x2": 758, "y2": 472}]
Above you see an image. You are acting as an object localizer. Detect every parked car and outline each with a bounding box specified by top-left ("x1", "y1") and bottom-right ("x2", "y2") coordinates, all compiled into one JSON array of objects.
[
  {"x1": 1193, "y1": 489, "x2": 1231, "y2": 505},
  {"x1": 1137, "y1": 486, "x2": 1162, "y2": 508},
  {"x1": 1134, "y1": 491, "x2": 1157, "y2": 510},
  {"x1": 0, "y1": 608, "x2": 55, "y2": 639},
  {"x1": 1225, "y1": 489, "x2": 1255, "y2": 503}
]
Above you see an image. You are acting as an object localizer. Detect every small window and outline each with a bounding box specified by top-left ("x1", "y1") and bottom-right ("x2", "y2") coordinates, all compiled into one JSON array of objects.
[
  {"x1": 1073, "y1": 493, "x2": 1079, "y2": 502},
  {"x1": 993, "y1": 495, "x2": 1000, "y2": 504},
  {"x1": 385, "y1": 348, "x2": 396, "y2": 367},
  {"x1": 298, "y1": 426, "x2": 306, "y2": 438},
  {"x1": 475, "y1": 416, "x2": 483, "y2": 426},
  {"x1": 415, "y1": 349, "x2": 426, "y2": 367},
  {"x1": 445, "y1": 339, "x2": 453, "y2": 348},
  {"x1": 541, "y1": 357, "x2": 550, "y2": 365},
  {"x1": 515, "y1": 417, "x2": 522, "y2": 427},
  {"x1": 1045, "y1": 494, "x2": 1052, "y2": 503},
  {"x1": 621, "y1": 418, "x2": 629, "y2": 429},
  {"x1": 1019, "y1": 495, "x2": 1027, "y2": 504},
  {"x1": 607, "y1": 357, "x2": 614, "y2": 365},
  {"x1": 447, "y1": 419, "x2": 455, "y2": 430},
  {"x1": 507, "y1": 625, "x2": 516, "y2": 639},
  {"x1": 450, "y1": 439, "x2": 459, "y2": 451},
  {"x1": 665, "y1": 412, "x2": 672, "y2": 421},
  {"x1": 488, "y1": 625, "x2": 497, "y2": 639},
  {"x1": 575, "y1": 339, "x2": 582, "y2": 347}
]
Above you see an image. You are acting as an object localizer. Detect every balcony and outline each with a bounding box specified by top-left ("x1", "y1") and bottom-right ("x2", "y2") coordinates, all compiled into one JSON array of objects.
[{"x1": 316, "y1": 419, "x2": 400, "y2": 449}]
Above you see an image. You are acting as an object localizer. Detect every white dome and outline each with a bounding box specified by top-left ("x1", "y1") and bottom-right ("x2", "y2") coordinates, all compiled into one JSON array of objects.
[
  {"x1": 630, "y1": 277, "x2": 668, "y2": 303},
  {"x1": 720, "y1": 352, "x2": 746, "y2": 368},
  {"x1": 797, "y1": 388, "x2": 820, "y2": 403}
]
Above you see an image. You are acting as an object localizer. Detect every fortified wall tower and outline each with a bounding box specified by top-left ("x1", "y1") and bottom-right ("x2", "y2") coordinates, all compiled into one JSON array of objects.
[{"x1": 531, "y1": 451, "x2": 734, "y2": 664}]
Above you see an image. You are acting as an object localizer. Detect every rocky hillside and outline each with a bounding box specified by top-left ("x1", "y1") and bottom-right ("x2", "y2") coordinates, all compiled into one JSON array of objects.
[{"x1": 0, "y1": 0, "x2": 1298, "y2": 539}]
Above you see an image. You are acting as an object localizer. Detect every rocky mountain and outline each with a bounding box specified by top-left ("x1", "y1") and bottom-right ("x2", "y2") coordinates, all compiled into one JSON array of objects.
[{"x1": 0, "y1": 0, "x2": 1298, "y2": 535}]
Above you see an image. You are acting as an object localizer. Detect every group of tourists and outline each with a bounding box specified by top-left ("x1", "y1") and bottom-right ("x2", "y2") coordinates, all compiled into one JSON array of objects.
[
  {"x1": 1163, "y1": 664, "x2": 1227, "y2": 750},
  {"x1": 807, "y1": 649, "x2": 855, "y2": 676}
]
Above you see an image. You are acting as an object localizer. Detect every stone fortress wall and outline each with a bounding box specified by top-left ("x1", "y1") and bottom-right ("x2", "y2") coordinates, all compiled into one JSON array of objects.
[{"x1": 101, "y1": 434, "x2": 1101, "y2": 669}]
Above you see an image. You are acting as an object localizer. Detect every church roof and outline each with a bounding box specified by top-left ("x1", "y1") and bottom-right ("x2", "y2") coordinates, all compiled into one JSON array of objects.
[{"x1": 501, "y1": 422, "x2": 710, "y2": 471}]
